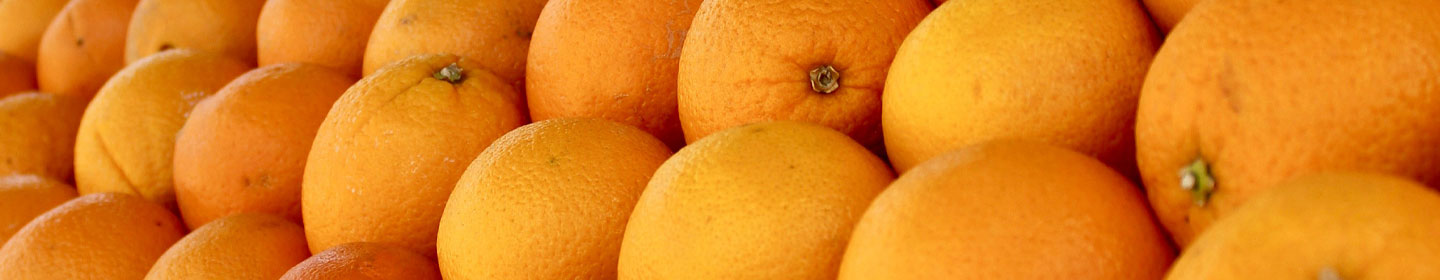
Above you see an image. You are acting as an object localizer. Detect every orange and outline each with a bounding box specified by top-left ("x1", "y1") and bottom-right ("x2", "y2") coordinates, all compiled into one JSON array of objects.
[
  {"x1": 1167, "y1": 173, "x2": 1440, "y2": 279},
  {"x1": 675, "y1": 0, "x2": 929, "y2": 147},
  {"x1": 257, "y1": 0, "x2": 390, "y2": 77},
  {"x1": 124, "y1": 0, "x2": 267, "y2": 64},
  {"x1": 363, "y1": 0, "x2": 548, "y2": 91},
  {"x1": 1135, "y1": 0, "x2": 1440, "y2": 246},
  {"x1": 0, "y1": 53, "x2": 37, "y2": 98},
  {"x1": 35, "y1": 0, "x2": 140, "y2": 98},
  {"x1": 0, "y1": 174, "x2": 76, "y2": 243},
  {"x1": 303, "y1": 54, "x2": 526, "y2": 257},
  {"x1": 837, "y1": 140, "x2": 1174, "y2": 279},
  {"x1": 618, "y1": 121, "x2": 894, "y2": 279},
  {"x1": 73, "y1": 49, "x2": 250, "y2": 210},
  {"x1": 0, "y1": 92, "x2": 85, "y2": 181},
  {"x1": 438, "y1": 118, "x2": 672, "y2": 279},
  {"x1": 0, "y1": 193, "x2": 185, "y2": 279},
  {"x1": 525, "y1": 0, "x2": 703, "y2": 148},
  {"x1": 0, "y1": 0, "x2": 71, "y2": 63},
  {"x1": 281, "y1": 242, "x2": 442, "y2": 280},
  {"x1": 174, "y1": 63, "x2": 355, "y2": 229},
  {"x1": 144, "y1": 213, "x2": 311, "y2": 280},
  {"x1": 882, "y1": 0, "x2": 1159, "y2": 174},
  {"x1": 1143, "y1": 0, "x2": 1205, "y2": 32}
]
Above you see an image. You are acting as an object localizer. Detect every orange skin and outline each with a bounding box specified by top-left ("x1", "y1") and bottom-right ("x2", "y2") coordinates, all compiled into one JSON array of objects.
[
  {"x1": 124, "y1": 0, "x2": 267, "y2": 65},
  {"x1": 0, "y1": 0, "x2": 71, "y2": 63},
  {"x1": 144, "y1": 213, "x2": 311, "y2": 280},
  {"x1": 438, "y1": 118, "x2": 673, "y2": 280},
  {"x1": 363, "y1": 0, "x2": 549, "y2": 91},
  {"x1": 0, "y1": 174, "x2": 77, "y2": 243},
  {"x1": 258, "y1": 0, "x2": 390, "y2": 77},
  {"x1": 35, "y1": 0, "x2": 140, "y2": 99},
  {"x1": 618, "y1": 121, "x2": 894, "y2": 279},
  {"x1": 0, "y1": 53, "x2": 38, "y2": 98},
  {"x1": 676, "y1": 0, "x2": 930, "y2": 148},
  {"x1": 838, "y1": 141, "x2": 1174, "y2": 279},
  {"x1": 525, "y1": 0, "x2": 703, "y2": 149},
  {"x1": 281, "y1": 242, "x2": 442, "y2": 280},
  {"x1": 174, "y1": 63, "x2": 356, "y2": 229},
  {"x1": 0, "y1": 193, "x2": 186, "y2": 279},
  {"x1": 303, "y1": 54, "x2": 527, "y2": 258},
  {"x1": 72, "y1": 49, "x2": 251, "y2": 210},
  {"x1": 1136, "y1": 0, "x2": 1440, "y2": 247},
  {"x1": 1142, "y1": 0, "x2": 1205, "y2": 32},
  {"x1": 0, "y1": 92, "x2": 85, "y2": 182}
]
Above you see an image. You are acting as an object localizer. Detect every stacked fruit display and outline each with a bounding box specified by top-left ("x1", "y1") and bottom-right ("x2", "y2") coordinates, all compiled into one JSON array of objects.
[{"x1": 1, "y1": 0, "x2": 1438, "y2": 279}]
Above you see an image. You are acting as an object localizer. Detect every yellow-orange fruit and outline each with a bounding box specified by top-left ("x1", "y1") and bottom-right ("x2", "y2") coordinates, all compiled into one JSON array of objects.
[
  {"x1": 438, "y1": 118, "x2": 672, "y2": 279},
  {"x1": 0, "y1": 0, "x2": 71, "y2": 63},
  {"x1": 618, "y1": 121, "x2": 894, "y2": 279},
  {"x1": 35, "y1": 0, "x2": 140, "y2": 98},
  {"x1": 0, "y1": 53, "x2": 37, "y2": 98},
  {"x1": 362, "y1": 0, "x2": 548, "y2": 90},
  {"x1": 1167, "y1": 173, "x2": 1440, "y2": 279},
  {"x1": 1136, "y1": 0, "x2": 1440, "y2": 246},
  {"x1": 124, "y1": 0, "x2": 267, "y2": 64},
  {"x1": 882, "y1": 0, "x2": 1158, "y2": 174},
  {"x1": 1143, "y1": 0, "x2": 1205, "y2": 32},
  {"x1": 281, "y1": 242, "x2": 442, "y2": 280},
  {"x1": 174, "y1": 63, "x2": 355, "y2": 229},
  {"x1": 0, "y1": 92, "x2": 85, "y2": 181},
  {"x1": 144, "y1": 213, "x2": 311, "y2": 280},
  {"x1": 676, "y1": 0, "x2": 930, "y2": 147},
  {"x1": 0, "y1": 193, "x2": 185, "y2": 279},
  {"x1": 525, "y1": 0, "x2": 703, "y2": 148},
  {"x1": 303, "y1": 54, "x2": 526, "y2": 257},
  {"x1": 0, "y1": 174, "x2": 77, "y2": 243},
  {"x1": 73, "y1": 49, "x2": 250, "y2": 209},
  {"x1": 257, "y1": 0, "x2": 390, "y2": 77},
  {"x1": 837, "y1": 140, "x2": 1174, "y2": 279}
]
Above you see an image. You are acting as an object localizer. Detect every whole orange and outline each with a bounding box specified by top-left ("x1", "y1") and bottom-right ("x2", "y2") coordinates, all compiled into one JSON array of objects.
[
  {"x1": 35, "y1": 0, "x2": 139, "y2": 98},
  {"x1": 0, "y1": 92, "x2": 85, "y2": 181},
  {"x1": 0, "y1": 0, "x2": 71, "y2": 63},
  {"x1": 303, "y1": 54, "x2": 526, "y2": 257},
  {"x1": 363, "y1": 0, "x2": 548, "y2": 90},
  {"x1": 618, "y1": 121, "x2": 894, "y2": 279},
  {"x1": 0, "y1": 174, "x2": 76, "y2": 243},
  {"x1": 257, "y1": 0, "x2": 390, "y2": 77},
  {"x1": 525, "y1": 0, "x2": 703, "y2": 148},
  {"x1": 144, "y1": 213, "x2": 311, "y2": 280},
  {"x1": 0, "y1": 53, "x2": 37, "y2": 98},
  {"x1": 882, "y1": 0, "x2": 1158, "y2": 174},
  {"x1": 174, "y1": 63, "x2": 354, "y2": 229},
  {"x1": 675, "y1": 0, "x2": 930, "y2": 147},
  {"x1": 438, "y1": 118, "x2": 672, "y2": 279},
  {"x1": 124, "y1": 0, "x2": 267, "y2": 64},
  {"x1": 1167, "y1": 173, "x2": 1440, "y2": 279},
  {"x1": 281, "y1": 242, "x2": 442, "y2": 280},
  {"x1": 73, "y1": 49, "x2": 250, "y2": 209},
  {"x1": 837, "y1": 140, "x2": 1174, "y2": 279},
  {"x1": 0, "y1": 193, "x2": 185, "y2": 279},
  {"x1": 1136, "y1": 0, "x2": 1440, "y2": 246}
]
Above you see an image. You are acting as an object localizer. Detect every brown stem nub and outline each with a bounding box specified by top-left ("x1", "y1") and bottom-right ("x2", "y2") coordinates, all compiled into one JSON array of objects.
[
  {"x1": 809, "y1": 65, "x2": 840, "y2": 94},
  {"x1": 434, "y1": 63, "x2": 463, "y2": 84}
]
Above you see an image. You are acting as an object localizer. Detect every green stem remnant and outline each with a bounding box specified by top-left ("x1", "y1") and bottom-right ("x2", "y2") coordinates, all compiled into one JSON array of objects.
[
  {"x1": 809, "y1": 65, "x2": 840, "y2": 94},
  {"x1": 1178, "y1": 158, "x2": 1216, "y2": 206},
  {"x1": 434, "y1": 63, "x2": 463, "y2": 84}
]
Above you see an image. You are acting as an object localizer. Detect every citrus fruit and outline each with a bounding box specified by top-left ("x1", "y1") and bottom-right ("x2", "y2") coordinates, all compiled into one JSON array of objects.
[
  {"x1": 174, "y1": 63, "x2": 355, "y2": 229},
  {"x1": 0, "y1": 174, "x2": 76, "y2": 243},
  {"x1": 281, "y1": 242, "x2": 442, "y2": 280},
  {"x1": 362, "y1": 0, "x2": 548, "y2": 90},
  {"x1": 303, "y1": 53, "x2": 526, "y2": 257},
  {"x1": 257, "y1": 0, "x2": 390, "y2": 77},
  {"x1": 124, "y1": 0, "x2": 267, "y2": 64},
  {"x1": 35, "y1": 0, "x2": 140, "y2": 98},
  {"x1": 1167, "y1": 172, "x2": 1440, "y2": 279},
  {"x1": 0, "y1": 192, "x2": 185, "y2": 279},
  {"x1": 675, "y1": 0, "x2": 930, "y2": 147},
  {"x1": 144, "y1": 213, "x2": 311, "y2": 280},
  {"x1": 438, "y1": 118, "x2": 672, "y2": 279},
  {"x1": 837, "y1": 140, "x2": 1174, "y2": 279},
  {"x1": 618, "y1": 121, "x2": 894, "y2": 279},
  {"x1": 1143, "y1": 0, "x2": 1205, "y2": 32},
  {"x1": 1136, "y1": 0, "x2": 1440, "y2": 246},
  {"x1": 0, "y1": 92, "x2": 85, "y2": 181},
  {"x1": 73, "y1": 49, "x2": 250, "y2": 209}
]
